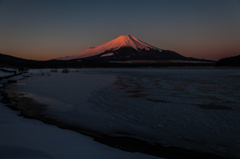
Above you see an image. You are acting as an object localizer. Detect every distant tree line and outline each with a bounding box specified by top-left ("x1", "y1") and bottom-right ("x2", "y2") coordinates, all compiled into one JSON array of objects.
[{"x1": 215, "y1": 55, "x2": 240, "y2": 67}]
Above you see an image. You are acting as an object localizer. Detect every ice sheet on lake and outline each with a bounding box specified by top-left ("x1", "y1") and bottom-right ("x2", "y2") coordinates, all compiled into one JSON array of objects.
[{"x1": 7, "y1": 68, "x2": 240, "y2": 158}]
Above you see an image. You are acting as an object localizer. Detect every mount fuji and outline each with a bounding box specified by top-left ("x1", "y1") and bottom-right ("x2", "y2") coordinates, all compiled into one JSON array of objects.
[
  {"x1": 56, "y1": 35, "x2": 192, "y2": 61},
  {"x1": 0, "y1": 35, "x2": 215, "y2": 68}
]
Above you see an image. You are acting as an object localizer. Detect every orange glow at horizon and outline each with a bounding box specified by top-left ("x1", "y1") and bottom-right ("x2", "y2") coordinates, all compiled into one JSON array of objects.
[{"x1": 0, "y1": 1, "x2": 239, "y2": 61}]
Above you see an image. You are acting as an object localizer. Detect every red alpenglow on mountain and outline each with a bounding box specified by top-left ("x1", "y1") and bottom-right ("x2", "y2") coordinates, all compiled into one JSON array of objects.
[{"x1": 56, "y1": 35, "x2": 188, "y2": 61}]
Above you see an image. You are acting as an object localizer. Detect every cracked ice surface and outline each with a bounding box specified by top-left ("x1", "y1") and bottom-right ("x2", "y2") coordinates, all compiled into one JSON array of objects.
[{"x1": 7, "y1": 68, "x2": 240, "y2": 158}]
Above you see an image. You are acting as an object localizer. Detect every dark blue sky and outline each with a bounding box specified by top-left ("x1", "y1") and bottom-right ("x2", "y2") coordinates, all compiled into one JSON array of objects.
[{"x1": 0, "y1": 0, "x2": 239, "y2": 60}]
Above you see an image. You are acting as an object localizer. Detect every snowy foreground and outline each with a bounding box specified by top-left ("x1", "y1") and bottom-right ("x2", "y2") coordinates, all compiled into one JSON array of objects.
[
  {"x1": 0, "y1": 102, "x2": 160, "y2": 159},
  {"x1": 1, "y1": 68, "x2": 240, "y2": 158},
  {"x1": 0, "y1": 69, "x2": 161, "y2": 159}
]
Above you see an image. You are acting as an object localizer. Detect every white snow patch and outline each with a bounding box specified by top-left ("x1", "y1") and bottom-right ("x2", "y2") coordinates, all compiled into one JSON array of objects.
[{"x1": 101, "y1": 53, "x2": 114, "y2": 57}]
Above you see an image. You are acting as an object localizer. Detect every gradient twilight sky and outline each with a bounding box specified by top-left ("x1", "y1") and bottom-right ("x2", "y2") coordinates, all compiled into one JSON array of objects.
[{"x1": 0, "y1": 0, "x2": 240, "y2": 61}]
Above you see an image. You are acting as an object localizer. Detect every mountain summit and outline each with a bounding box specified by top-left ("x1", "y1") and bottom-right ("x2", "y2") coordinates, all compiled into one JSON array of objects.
[{"x1": 56, "y1": 35, "x2": 187, "y2": 61}]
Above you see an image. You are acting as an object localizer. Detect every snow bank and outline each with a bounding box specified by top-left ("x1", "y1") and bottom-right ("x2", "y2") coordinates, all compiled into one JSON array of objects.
[{"x1": 0, "y1": 100, "x2": 160, "y2": 159}]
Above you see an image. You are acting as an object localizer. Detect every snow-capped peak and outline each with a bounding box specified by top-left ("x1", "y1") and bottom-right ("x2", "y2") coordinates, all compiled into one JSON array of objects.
[
  {"x1": 56, "y1": 35, "x2": 162, "y2": 60},
  {"x1": 110, "y1": 35, "x2": 161, "y2": 51}
]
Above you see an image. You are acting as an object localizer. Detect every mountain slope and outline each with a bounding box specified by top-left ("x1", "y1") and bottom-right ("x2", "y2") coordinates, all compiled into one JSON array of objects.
[{"x1": 56, "y1": 35, "x2": 187, "y2": 61}]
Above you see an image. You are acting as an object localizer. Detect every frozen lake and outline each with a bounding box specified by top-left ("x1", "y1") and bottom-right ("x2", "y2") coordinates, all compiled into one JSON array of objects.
[{"x1": 5, "y1": 68, "x2": 240, "y2": 158}]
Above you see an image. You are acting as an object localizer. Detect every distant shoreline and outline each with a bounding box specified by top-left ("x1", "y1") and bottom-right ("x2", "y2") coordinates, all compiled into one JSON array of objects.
[{"x1": 1, "y1": 52, "x2": 217, "y2": 68}]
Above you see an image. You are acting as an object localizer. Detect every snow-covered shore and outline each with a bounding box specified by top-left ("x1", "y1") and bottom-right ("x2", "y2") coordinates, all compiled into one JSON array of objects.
[{"x1": 0, "y1": 102, "x2": 161, "y2": 159}]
